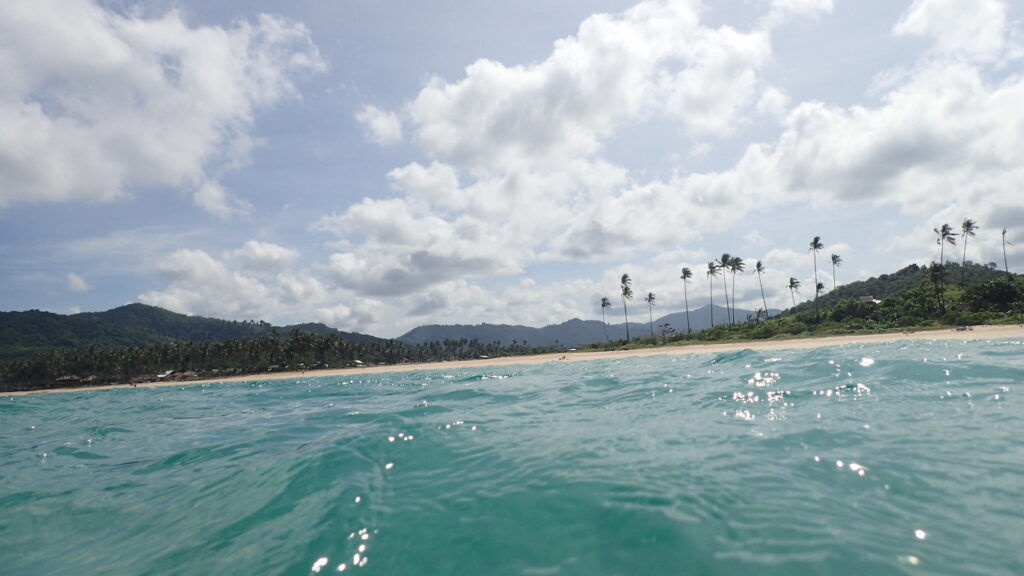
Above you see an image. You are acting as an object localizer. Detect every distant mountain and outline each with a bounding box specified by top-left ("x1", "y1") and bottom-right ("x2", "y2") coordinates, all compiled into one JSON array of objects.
[
  {"x1": 0, "y1": 304, "x2": 383, "y2": 361},
  {"x1": 398, "y1": 304, "x2": 779, "y2": 348}
]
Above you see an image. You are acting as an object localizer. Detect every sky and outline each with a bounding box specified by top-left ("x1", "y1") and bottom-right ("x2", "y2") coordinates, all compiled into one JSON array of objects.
[{"x1": 1, "y1": 0, "x2": 1022, "y2": 338}]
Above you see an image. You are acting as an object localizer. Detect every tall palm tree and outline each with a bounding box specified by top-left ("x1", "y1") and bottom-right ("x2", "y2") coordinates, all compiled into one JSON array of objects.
[
  {"x1": 620, "y1": 274, "x2": 633, "y2": 340},
  {"x1": 1003, "y1": 228, "x2": 1012, "y2": 276},
  {"x1": 809, "y1": 237, "x2": 823, "y2": 316},
  {"x1": 728, "y1": 256, "x2": 745, "y2": 324},
  {"x1": 680, "y1": 267, "x2": 693, "y2": 334},
  {"x1": 644, "y1": 292, "x2": 656, "y2": 338},
  {"x1": 830, "y1": 253, "x2": 842, "y2": 290},
  {"x1": 933, "y1": 223, "x2": 957, "y2": 266},
  {"x1": 754, "y1": 261, "x2": 769, "y2": 319},
  {"x1": 600, "y1": 297, "x2": 612, "y2": 342},
  {"x1": 706, "y1": 261, "x2": 720, "y2": 327},
  {"x1": 787, "y1": 277, "x2": 800, "y2": 308},
  {"x1": 960, "y1": 218, "x2": 978, "y2": 287},
  {"x1": 717, "y1": 253, "x2": 733, "y2": 323}
]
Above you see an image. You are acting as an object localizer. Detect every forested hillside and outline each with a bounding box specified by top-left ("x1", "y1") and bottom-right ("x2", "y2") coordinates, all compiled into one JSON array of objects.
[{"x1": 0, "y1": 304, "x2": 381, "y2": 361}]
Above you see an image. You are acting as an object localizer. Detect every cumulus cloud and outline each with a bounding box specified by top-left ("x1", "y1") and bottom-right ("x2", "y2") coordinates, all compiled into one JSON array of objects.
[
  {"x1": 142, "y1": 0, "x2": 1024, "y2": 335},
  {"x1": 893, "y1": 0, "x2": 1008, "y2": 62},
  {"x1": 404, "y1": 0, "x2": 772, "y2": 171},
  {"x1": 0, "y1": 0, "x2": 323, "y2": 215},
  {"x1": 193, "y1": 181, "x2": 253, "y2": 220},
  {"x1": 354, "y1": 105, "x2": 403, "y2": 145},
  {"x1": 67, "y1": 273, "x2": 92, "y2": 292},
  {"x1": 228, "y1": 240, "x2": 300, "y2": 275},
  {"x1": 765, "y1": 0, "x2": 834, "y2": 25}
]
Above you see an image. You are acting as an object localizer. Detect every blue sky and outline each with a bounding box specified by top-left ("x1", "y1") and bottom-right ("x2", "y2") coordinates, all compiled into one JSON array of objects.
[{"x1": 1, "y1": 0, "x2": 1022, "y2": 337}]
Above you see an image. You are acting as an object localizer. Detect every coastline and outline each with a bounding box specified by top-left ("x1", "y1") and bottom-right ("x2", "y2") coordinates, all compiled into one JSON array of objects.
[{"x1": 7, "y1": 324, "x2": 1023, "y2": 397}]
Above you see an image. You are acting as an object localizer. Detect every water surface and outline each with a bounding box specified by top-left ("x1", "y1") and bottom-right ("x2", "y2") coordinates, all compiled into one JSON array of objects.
[{"x1": 2, "y1": 338, "x2": 1022, "y2": 575}]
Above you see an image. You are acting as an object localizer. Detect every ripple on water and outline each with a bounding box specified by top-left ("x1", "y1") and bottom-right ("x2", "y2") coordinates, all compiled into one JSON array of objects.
[{"x1": 2, "y1": 339, "x2": 1024, "y2": 575}]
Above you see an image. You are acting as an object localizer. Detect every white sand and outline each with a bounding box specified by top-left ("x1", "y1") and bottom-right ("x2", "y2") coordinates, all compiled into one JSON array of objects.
[{"x1": 9, "y1": 324, "x2": 1023, "y2": 396}]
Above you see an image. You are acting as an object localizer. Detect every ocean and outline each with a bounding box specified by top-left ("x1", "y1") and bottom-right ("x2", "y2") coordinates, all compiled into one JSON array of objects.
[{"x1": 2, "y1": 338, "x2": 1022, "y2": 575}]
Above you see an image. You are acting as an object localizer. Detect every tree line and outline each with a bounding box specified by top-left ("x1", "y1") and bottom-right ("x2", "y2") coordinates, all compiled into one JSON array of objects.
[
  {"x1": 0, "y1": 329, "x2": 563, "y2": 392},
  {"x1": 602, "y1": 218, "x2": 1015, "y2": 342}
]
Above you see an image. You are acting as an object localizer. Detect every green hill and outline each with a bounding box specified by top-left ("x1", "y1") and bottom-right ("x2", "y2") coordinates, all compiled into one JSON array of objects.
[
  {"x1": 0, "y1": 304, "x2": 382, "y2": 361},
  {"x1": 785, "y1": 262, "x2": 1015, "y2": 314}
]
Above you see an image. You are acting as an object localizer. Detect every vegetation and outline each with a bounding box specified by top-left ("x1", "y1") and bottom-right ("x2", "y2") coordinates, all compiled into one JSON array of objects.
[
  {"x1": 0, "y1": 329, "x2": 568, "y2": 392},
  {"x1": 680, "y1": 267, "x2": 693, "y2": 334},
  {"x1": 2, "y1": 219, "x2": 1017, "y2": 394}
]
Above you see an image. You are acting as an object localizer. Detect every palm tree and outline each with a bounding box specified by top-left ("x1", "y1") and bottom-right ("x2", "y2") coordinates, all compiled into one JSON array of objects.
[
  {"x1": 600, "y1": 297, "x2": 612, "y2": 342},
  {"x1": 1003, "y1": 228, "x2": 1012, "y2": 276},
  {"x1": 933, "y1": 223, "x2": 957, "y2": 266},
  {"x1": 830, "y1": 253, "x2": 842, "y2": 290},
  {"x1": 728, "y1": 256, "x2": 745, "y2": 324},
  {"x1": 809, "y1": 236, "x2": 823, "y2": 316},
  {"x1": 787, "y1": 277, "x2": 800, "y2": 308},
  {"x1": 958, "y1": 218, "x2": 978, "y2": 287},
  {"x1": 680, "y1": 267, "x2": 693, "y2": 334},
  {"x1": 706, "y1": 261, "x2": 720, "y2": 327},
  {"x1": 644, "y1": 292, "x2": 656, "y2": 337},
  {"x1": 717, "y1": 253, "x2": 733, "y2": 323},
  {"x1": 621, "y1": 274, "x2": 633, "y2": 340},
  {"x1": 754, "y1": 261, "x2": 769, "y2": 319}
]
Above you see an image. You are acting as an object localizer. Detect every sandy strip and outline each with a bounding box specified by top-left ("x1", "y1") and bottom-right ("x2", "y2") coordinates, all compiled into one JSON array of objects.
[{"x1": 7, "y1": 324, "x2": 1023, "y2": 396}]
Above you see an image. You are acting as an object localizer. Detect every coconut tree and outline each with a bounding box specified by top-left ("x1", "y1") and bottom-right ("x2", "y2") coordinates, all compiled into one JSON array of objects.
[
  {"x1": 706, "y1": 261, "x2": 720, "y2": 327},
  {"x1": 620, "y1": 274, "x2": 633, "y2": 340},
  {"x1": 728, "y1": 256, "x2": 745, "y2": 325},
  {"x1": 830, "y1": 253, "x2": 842, "y2": 290},
  {"x1": 809, "y1": 237, "x2": 824, "y2": 316},
  {"x1": 1003, "y1": 228, "x2": 1012, "y2": 276},
  {"x1": 787, "y1": 277, "x2": 801, "y2": 308},
  {"x1": 600, "y1": 297, "x2": 612, "y2": 342},
  {"x1": 717, "y1": 253, "x2": 733, "y2": 323},
  {"x1": 644, "y1": 292, "x2": 656, "y2": 338},
  {"x1": 960, "y1": 218, "x2": 978, "y2": 287},
  {"x1": 754, "y1": 261, "x2": 769, "y2": 319},
  {"x1": 680, "y1": 267, "x2": 693, "y2": 334},
  {"x1": 933, "y1": 223, "x2": 957, "y2": 266}
]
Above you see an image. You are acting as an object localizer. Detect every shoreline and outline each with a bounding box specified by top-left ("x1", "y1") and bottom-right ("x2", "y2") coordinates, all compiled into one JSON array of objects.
[{"x1": 7, "y1": 324, "x2": 1023, "y2": 396}]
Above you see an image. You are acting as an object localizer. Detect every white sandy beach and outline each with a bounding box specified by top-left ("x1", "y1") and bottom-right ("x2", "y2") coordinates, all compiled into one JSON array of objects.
[{"x1": 9, "y1": 324, "x2": 1023, "y2": 396}]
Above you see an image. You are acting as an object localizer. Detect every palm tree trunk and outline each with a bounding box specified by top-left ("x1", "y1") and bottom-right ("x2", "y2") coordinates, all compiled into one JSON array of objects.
[
  {"x1": 602, "y1": 310, "x2": 609, "y2": 342},
  {"x1": 709, "y1": 278, "x2": 714, "y2": 327},
  {"x1": 721, "y1": 276, "x2": 730, "y2": 324},
  {"x1": 730, "y1": 272, "x2": 737, "y2": 324},
  {"x1": 757, "y1": 273, "x2": 768, "y2": 319},
  {"x1": 790, "y1": 288, "x2": 796, "y2": 308},
  {"x1": 648, "y1": 304, "x2": 654, "y2": 337},
  {"x1": 813, "y1": 254, "x2": 819, "y2": 315},
  {"x1": 623, "y1": 300, "x2": 630, "y2": 340},
  {"x1": 683, "y1": 284, "x2": 691, "y2": 334},
  {"x1": 961, "y1": 237, "x2": 968, "y2": 287}
]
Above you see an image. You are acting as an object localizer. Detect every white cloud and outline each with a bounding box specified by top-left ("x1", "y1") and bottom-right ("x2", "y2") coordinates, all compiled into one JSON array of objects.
[
  {"x1": 0, "y1": 1, "x2": 323, "y2": 214},
  {"x1": 767, "y1": 0, "x2": 834, "y2": 22},
  {"x1": 228, "y1": 240, "x2": 300, "y2": 275},
  {"x1": 354, "y1": 104, "x2": 403, "y2": 145},
  {"x1": 405, "y1": 0, "x2": 772, "y2": 171},
  {"x1": 193, "y1": 181, "x2": 252, "y2": 220},
  {"x1": 893, "y1": 0, "x2": 1008, "y2": 62},
  {"x1": 67, "y1": 272, "x2": 92, "y2": 292}
]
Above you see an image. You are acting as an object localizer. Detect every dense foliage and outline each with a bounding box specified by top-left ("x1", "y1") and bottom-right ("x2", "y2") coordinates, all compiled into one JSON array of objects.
[
  {"x1": 2, "y1": 266, "x2": 1021, "y2": 393},
  {"x1": 0, "y1": 329, "x2": 562, "y2": 392},
  {"x1": 582, "y1": 275, "x2": 1024, "y2": 351},
  {"x1": 0, "y1": 304, "x2": 382, "y2": 362}
]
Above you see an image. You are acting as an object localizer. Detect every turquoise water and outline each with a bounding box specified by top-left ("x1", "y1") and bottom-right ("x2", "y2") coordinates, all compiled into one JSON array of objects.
[{"x1": 2, "y1": 339, "x2": 1023, "y2": 575}]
